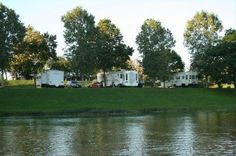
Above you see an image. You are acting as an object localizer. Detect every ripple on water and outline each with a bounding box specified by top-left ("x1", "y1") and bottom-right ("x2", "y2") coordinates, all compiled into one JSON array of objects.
[{"x1": 0, "y1": 111, "x2": 236, "y2": 155}]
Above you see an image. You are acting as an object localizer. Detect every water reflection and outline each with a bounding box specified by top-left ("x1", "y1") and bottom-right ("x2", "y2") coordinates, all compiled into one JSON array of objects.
[
  {"x1": 172, "y1": 116, "x2": 195, "y2": 155},
  {"x1": 0, "y1": 111, "x2": 236, "y2": 155},
  {"x1": 125, "y1": 117, "x2": 146, "y2": 155}
]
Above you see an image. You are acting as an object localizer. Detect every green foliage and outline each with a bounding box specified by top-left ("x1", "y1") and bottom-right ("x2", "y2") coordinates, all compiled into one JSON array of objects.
[
  {"x1": 47, "y1": 56, "x2": 71, "y2": 72},
  {"x1": 199, "y1": 29, "x2": 236, "y2": 88},
  {"x1": 127, "y1": 59, "x2": 146, "y2": 81},
  {"x1": 96, "y1": 19, "x2": 133, "y2": 70},
  {"x1": 0, "y1": 3, "x2": 25, "y2": 85},
  {"x1": 169, "y1": 50, "x2": 185, "y2": 73},
  {"x1": 184, "y1": 11, "x2": 223, "y2": 69},
  {"x1": 96, "y1": 19, "x2": 133, "y2": 86},
  {"x1": 10, "y1": 26, "x2": 57, "y2": 79},
  {"x1": 136, "y1": 19, "x2": 175, "y2": 54},
  {"x1": 136, "y1": 19, "x2": 183, "y2": 83},
  {"x1": 62, "y1": 6, "x2": 97, "y2": 78},
  {"x1": 62, "y1": 7, "x2": 133, "y2": 82},
  {"x1": 223, "y1": 29, "x2": 236, "y2": 43}
]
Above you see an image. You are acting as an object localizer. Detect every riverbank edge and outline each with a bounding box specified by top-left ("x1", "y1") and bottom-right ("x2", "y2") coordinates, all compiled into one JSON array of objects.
[{"x1": 1, "y1": 107, "x2": 236, "y2": 117}]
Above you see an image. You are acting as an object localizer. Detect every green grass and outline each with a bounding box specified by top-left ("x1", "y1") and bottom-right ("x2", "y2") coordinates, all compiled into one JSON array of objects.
[
  {"x1": 5, "y1": 80, "x2": 34, "y2": 88},
  {"x1": 0, "y1": 87, "x2": 235, "y2": 116}
]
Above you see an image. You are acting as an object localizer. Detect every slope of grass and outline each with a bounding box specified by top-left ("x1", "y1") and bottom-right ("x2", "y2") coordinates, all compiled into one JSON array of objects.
[
  {"x1": 5, "y1": 80, "x2": 34, "y2": 88},
  {"x1": 0, "y1": 87, "x2": 235, "y2": 116}
]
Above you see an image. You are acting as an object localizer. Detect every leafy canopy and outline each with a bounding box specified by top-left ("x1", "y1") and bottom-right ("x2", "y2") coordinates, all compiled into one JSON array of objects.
[
  {"x1": 199, "y1": 29, "x2": 236, "y2": 87},
  {"x1": 184, "y1": 11, "x2": 223, "y2": 69},
  {"x1": 10, "y1": 26, "x2": 57, "y2": 79},
  {"x1": 62, "y1": 6, "x2": 97, "y2": 77},
  {"x1": 136, "y1": 19, "x2": 183, "y2": 83},
  {"x1": 0, "y1": 3, "x2": 25, "y2": 72},
  {"x1": 96, "y1": 19, "x2": 133, "y2": 72}
]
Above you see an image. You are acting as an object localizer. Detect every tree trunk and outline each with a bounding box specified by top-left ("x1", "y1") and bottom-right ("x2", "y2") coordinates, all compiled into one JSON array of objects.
[
  {"x1": 0, "y1": 69, "x2": 4, "y2": 87},
  {"x1": 5, "y1": 71, "x2": 8, "y2": 80},
  {"x1": 76, "y1": 70, "x2": 79, "y2": 80},
  {"x1": 152, "y1": 81, "x2": 155, "y2": 88},
  {"x1": 34, "y1": 73, "x2": 36, "y2": 88},
  {"x1": 234, "y1": 75, "x2": 236, "y2": 95},
  {"x1": 88, "y1": 74, "x2": 91, "y2": 81},
  {"x1": 217, "y1": 82, "x2": 222, "y2": 88}
]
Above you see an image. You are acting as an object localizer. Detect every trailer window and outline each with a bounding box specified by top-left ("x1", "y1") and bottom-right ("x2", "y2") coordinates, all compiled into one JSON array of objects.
[
  {"x1": 120, "y1": 74, "x2": 123, "y2": 79},
  {"x1": 189, "y1": 75, "x2": 192, "y2": 79},
  {"x1": 186, "y1": 75, "x2": 188, "y2": 80},
  {"x1": 182, "y1": 76, "x2": 184, "y2": 79},
  {"x1": 125, "y1": 73, "x2": 128, "y2": 81},
  {"x1": 176, "y1": 76, "x2": 180, "y2": 80}
]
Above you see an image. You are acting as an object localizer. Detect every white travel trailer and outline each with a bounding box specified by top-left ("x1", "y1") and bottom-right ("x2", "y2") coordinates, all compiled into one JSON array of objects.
[
  {"x1": 36, "y1": 70, "x2": 64, "y2": 88},
  {"x1": 97, "y1": 70, "x2": 139, "y2": 87},
  {"x1": 158, "y1": 71, "x2": 198, "y2": 88},
  {"x1": 172, "y1": 71, "x2": 198, "y2": 87}
]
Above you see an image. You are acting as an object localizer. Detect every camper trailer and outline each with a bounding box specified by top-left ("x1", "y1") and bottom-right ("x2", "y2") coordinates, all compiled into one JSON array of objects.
[
  {"x1": 97, "y1": 70, "x2": 139, "y2": 87},
  {"x1": 36, "y1": 70, "x2": 64, "y2": 88},
  {"x1": 171, "y1": 71, "x2": 198, "y2": 87},
  {"x1": 158, "y1": 71, "x2": 198, "y2": 88}
]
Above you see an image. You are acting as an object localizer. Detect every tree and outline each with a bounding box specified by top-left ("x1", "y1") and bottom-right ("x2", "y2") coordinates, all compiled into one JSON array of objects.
[
  {"x1": 10, "y1": 26, "x2": 57, "y2": 86},
  {"x1": 0, "y1": 3, "x2": 25, "y2": 86},
  {"x1": 47, "y1": 57, "x2": 71, "y2": 79},
  {"x1": 136, "y1": 19, "x2": 180, "y2": 87},
  {"x1": 47, "y1": 57, "x2": 70, "y2": 71},
  {"x1": 62, "y1": 6, "x2": 97, "y2": 80},
  {"x1": 223, "y1": 29, "x2": 236, "y2": 42},
  {"x1": 200, "y1": 29, "x2": 236, "y2": 89},
  {"x1": 96, "y1": 19, "x2": 133, "y2": 86},
  {"x1": 168, "y1": 50, "x2": 185, "y2": 73},
  {"x1": 184, "y1": 11, "x2": 223, "y2": 70},
  {"x1": 127, "y1": 59, "x2": 146, "y2": 81}
]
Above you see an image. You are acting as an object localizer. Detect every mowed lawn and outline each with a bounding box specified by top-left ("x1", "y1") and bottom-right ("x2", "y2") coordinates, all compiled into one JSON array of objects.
[{"x1": 0, "y1": 87, "x2": 236, "y2": 115}]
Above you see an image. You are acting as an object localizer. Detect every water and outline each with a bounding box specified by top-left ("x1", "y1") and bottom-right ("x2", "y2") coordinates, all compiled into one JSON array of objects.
[{"x1": 0, "y1": 111, "x2": 236, "y2": 155}]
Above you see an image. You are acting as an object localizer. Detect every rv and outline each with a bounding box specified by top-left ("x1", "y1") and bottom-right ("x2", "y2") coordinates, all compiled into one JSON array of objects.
[
  {"x1": 171, "y1": 71, "x2": 198, "y2": 87},
  {"x1": 36, "y1": 70, "x2": 64, "y2": 88},
  {"x1": 97, "y1": 70, "x2": 139, "y2": 87},
  {"x1": 158, "y1": 71, "x2": 198, "y2": 88}
]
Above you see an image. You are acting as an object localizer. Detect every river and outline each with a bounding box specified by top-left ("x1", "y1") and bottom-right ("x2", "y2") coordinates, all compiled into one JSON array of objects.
[{"x1": 0, "y1": 111, "x2": 236, "y2": 155}]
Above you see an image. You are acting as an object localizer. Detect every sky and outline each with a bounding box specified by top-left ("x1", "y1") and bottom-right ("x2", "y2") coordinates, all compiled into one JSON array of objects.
[{"x1": 2, "y1": 0, "x2": 236, "y2": 69}]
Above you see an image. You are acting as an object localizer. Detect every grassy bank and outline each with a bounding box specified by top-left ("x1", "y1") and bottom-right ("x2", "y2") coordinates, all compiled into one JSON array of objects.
[
  {"x1": 0, "y1": 88, "x2": 235, "y2": 116},
  {"x1": 5, "y1": 80, "x2": 34, "y2": 88}
]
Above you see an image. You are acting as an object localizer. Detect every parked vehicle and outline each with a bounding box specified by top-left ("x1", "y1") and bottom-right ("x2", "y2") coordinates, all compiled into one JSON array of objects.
[
  {"x1": 36, "y1": 70, "x2": 64, "y2": 88},
  {"x1": 97, "y1": 70, "x2": 139, "y2": 87},
  {"x1": 66, "y1": 80, "x2": 82, "y2": 88},
  {"x1": 158, "y1": 71, "x2": 198, "y2": 88},
  {"x1": 88, "y1": 82, "x2": 102, "y2": 88},
  {"x1": 172, "y1": 71, "x2": 198, "y2": 87}
]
